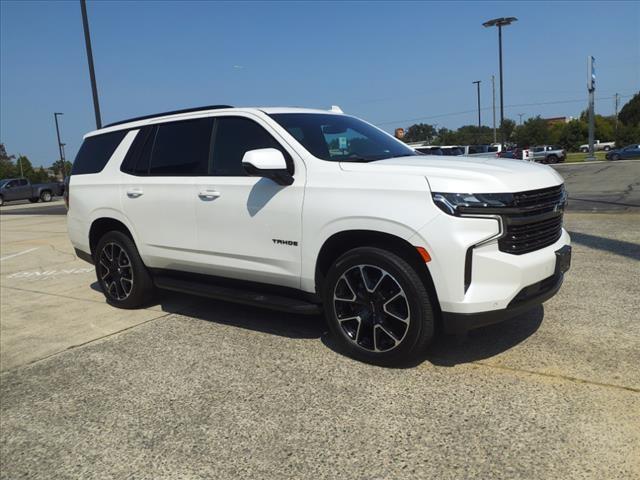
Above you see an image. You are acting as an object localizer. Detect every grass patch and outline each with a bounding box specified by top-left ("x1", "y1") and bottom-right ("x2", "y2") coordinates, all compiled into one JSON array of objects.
[{"x1": 565, "y1": 151, "x2": 607, "y2": 163}]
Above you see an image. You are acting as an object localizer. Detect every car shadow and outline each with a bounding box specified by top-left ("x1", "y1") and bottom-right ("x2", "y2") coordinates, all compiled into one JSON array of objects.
[
  {"x1": 427, "y1": 305, "x2": 544, "y2": 366},
  {"x1": 568, "y1": 230, "x2": 640, "y2": 261},
  {"x1": 90, "y1": 282, "x2": 543, "y2": 365}
]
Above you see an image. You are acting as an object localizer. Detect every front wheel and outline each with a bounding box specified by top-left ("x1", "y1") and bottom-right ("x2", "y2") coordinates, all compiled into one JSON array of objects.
[
  {"x1": 580, "y1": 147, "x2": 588, "y2": 153},
  {"x1": 323, "y1": 247, "x2": 435, "y2": 366},
  {"x1": 94, "y1": 231, "x2": 155, "y2": 308},
  {"x1": 610, "y1": 154, "x2": 620, "y2": 161},
  {"x1": 547, "y1": 155, "x2": 558, "y2": 164},
  {"x1": 604, "y1": 146, "x2": 611, "y2": 151}
]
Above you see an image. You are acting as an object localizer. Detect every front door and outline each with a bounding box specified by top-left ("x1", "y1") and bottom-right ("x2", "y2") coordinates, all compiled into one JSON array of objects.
[{"x1": 194, "y1": 115, "x2": 305, "y2": 288}]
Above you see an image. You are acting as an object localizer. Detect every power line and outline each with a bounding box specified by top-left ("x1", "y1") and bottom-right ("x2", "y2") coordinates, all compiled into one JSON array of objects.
[{"x1": 374, "y1": 93, "x2": 633, "y2": 127}]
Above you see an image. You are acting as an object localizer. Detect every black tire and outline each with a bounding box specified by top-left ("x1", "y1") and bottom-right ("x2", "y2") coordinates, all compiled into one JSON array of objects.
[
  {"x1": 40, "y1": 190, "x2": 52, "y2": 202},
  {"x1": 611, "y1": 154, "x2": 620, "y2": 161},
  {"x1": 29, "y1": 198, "x2": 39, "y2": 203},
  {"x1": 0, "y1": 195, "x2": 3, "y2": 207},
  {"x1": 94, "y1": 230, "x2": 155, "y2": 308},
  {"x1": 604, "y1": 146, "x2": 611, "y2": 151},
  {"x1": 547, "y1": 155, "x2": 558, "y2": 164},
  {"x1": 322, "y1": 247, "x2": 435, "y2": 367},
  {"x1": 580, "y1": 147, "x2": 588, "y2": 153}
]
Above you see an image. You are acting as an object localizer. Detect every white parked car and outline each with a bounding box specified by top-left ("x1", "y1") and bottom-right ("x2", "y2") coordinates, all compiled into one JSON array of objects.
[
  {"x1": 67, "y1": 105, "x2": 571, "y2": 366},
  {"x1": 579, "y1": 140, "x2": 615, "y2": 152}
]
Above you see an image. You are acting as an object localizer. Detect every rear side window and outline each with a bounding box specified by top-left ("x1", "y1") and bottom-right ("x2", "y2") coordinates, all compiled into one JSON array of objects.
[
  {"x1": 212, "y1": 117, "x2": 290, "y2": 176},
  {"x1": 72, "y1": 130, "x2": 127, "y2": 175},
  {"x1": 120, "y1": 125, "x2": 156, "y2": 175},
  {"x1": 148, "y1": 118, "x2": 213, "y2": 176}
]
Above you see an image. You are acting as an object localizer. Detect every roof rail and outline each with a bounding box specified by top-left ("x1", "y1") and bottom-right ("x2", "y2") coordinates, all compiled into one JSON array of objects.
[{"x1": 103, "y1": 105, "x2": 234, "y2": 128}]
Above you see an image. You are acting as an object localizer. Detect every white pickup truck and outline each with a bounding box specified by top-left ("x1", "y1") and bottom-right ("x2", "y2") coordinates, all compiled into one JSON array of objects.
[
  {"x1": 67, "y1": 105, "x2": 571, "y2": 366},
  {"x1": 579, "y1": 140, "x2": 615, "y2": 152}
]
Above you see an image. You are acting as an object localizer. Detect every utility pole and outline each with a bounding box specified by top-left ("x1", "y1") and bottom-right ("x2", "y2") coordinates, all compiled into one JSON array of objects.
[
  {"x1": 80, "y1": 0, "x2": 102, "y2": 129},
  {"x1": 54, "y1": 112, "x2": 65, "y2": 174},
  {"x1": 518, "y1": 113, "x2": 524, "y2": 125},
  {"x1": 614, "y1": 93, "x2": 620, "y2": 137},
  {"x1": 473, "y1": 80, "x2": 481, "y2": 129},
  {"x1": 18, "y1": 156, "x2": 23, "y2": 177},
  {"x1": 586, "y1": 56, "x2": 596, "y2": 161},
  {"x1": 491, "y1": 75, "x2": 497, "y2": 143}
]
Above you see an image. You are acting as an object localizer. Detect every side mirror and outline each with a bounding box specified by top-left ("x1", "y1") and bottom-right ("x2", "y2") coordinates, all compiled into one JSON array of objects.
[{"x1": 242, "y1": 148, "x2": 293, "y2": 186}]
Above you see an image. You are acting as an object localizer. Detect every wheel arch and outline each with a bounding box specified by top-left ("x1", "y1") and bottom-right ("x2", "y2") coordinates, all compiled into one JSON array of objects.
[
  {"x1": 89, "y1": 217, "x2": 135, "y2": 257},
  {"x1": 314, "y1": 230, "x2": 440, "y2": 316}
]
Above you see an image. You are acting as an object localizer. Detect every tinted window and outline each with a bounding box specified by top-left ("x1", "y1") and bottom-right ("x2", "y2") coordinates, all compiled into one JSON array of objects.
[
  {"x1": 72, "y1": 130, "x2": 127, "y2": 175},
  {"x1": 212, "y1": 117, "x2": 289, "y2": 176},
  {"x1": 121, "y1": 126, "x2": 154, "y2": 175},
  {"x1": 18, "y1": 179, "x2": 28, "y2": 186},
  {"x1": 270, "y1": 113, "x2": 415, "y2": 162},
  {"x1": 148, "y1": 118, "x2": 213, "y2": 176}
]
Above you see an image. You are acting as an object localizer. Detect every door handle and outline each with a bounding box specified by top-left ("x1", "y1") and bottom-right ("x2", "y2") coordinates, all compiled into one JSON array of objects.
[
  {"x1": 126, "y1": 188, "x2": 144, "y2": 198},
  {"x1": 198, "y1": 189, "x2": 221, "y2": 200}
]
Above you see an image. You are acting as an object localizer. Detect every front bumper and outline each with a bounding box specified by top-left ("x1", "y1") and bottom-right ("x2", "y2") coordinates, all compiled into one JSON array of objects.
[{"x1": 441, "y1": 244, "x2": 571, "y2": 334}]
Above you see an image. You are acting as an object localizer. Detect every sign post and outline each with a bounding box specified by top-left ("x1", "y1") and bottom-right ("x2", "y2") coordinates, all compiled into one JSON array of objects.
[{"x1": 586, "y1": 56, "x2": 596, "y2": 161}]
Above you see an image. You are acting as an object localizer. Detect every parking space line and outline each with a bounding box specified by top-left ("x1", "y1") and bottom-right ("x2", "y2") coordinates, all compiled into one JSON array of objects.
[{"x1": 0, "y1": 247, "x2": 39, "y2": 262}]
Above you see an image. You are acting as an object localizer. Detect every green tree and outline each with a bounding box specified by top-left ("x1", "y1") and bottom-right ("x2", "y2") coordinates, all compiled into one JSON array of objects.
[
  {"x1": 0, "y1": 143, "x2": 17, "y2": 179},
  {"x1": 52, "y1": 159, "x2": 72, "y2": 178},
  {"x1": 618, "y1": 92, "x2": 640, "y2": 126},
  {"x1": 403, "y1": 123, "x2": 437, "y2": 143},
  {"x1": 556, "y1": 119, "x2": 588, "y2": 151},
  {"x1": 513, "y1": 116, "x2": 550, "y2": 147},
  {"x1": 500, "y1": 119, "x2": 516, "y2": 143},
  {"x1": 615, "y1": 122, "x2": 640, "y2": 147}
]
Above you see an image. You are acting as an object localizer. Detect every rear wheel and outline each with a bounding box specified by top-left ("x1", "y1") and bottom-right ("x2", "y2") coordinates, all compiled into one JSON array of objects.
[
  {"x1": 580, "y1": 147, "x2": 588, "y2": 153},
  {"x1": 94, "y1": 231, "x2": 155, "y2": 308},
  {"x1": 547, "y1": 155, "x2": 558, "y2": 164},
  {"x1": 611, "y1": 153, "x2": 620, "y2": 161},
  {"x1": 604, "y1": 146, "x2": 611, "y2": 151},
  {"x1": 0, "y1": 195, "x2": 4, "y2": 207},
  {"x1": 40, "y1": 190, "x2": 52, "y2": 202},
  {"x1": 323, "y1": 247, "x2": 435, "y2": 366}
]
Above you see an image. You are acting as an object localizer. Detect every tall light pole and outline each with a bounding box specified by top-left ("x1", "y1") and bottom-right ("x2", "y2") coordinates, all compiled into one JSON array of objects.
[
  {"x1": 483, "y1": 16, "x2": 517, "y2": 150},
  {"x1": 472, "y1": 80, "x2": 481, "y2": 129},
  {"x1": 80, "y1": 0, "x2": 102, "y2": 129},
  {"x1": 518, "y1": 113, "x2": 524, "y2": 125},
  {"x1": 491, "y1": 75, "x2": 497, "y2": 143},
  {"x1": 586, "y1": 56, "x2": 596, "y2": 161},
  {"x1": 54, "y1": 112, "x2": 65, "y2": 174}
]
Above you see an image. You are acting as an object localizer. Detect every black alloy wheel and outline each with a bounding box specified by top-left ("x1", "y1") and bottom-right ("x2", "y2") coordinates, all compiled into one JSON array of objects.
[
  {"x1": 333, "y1": 264, "x2": 410, "y2": 353},
  {"x1": 98, "y1": 242, "x2": 134, "y2": 301},
  {"x1": 323, "y1": 247, "x2": 435, "y2": 366}
]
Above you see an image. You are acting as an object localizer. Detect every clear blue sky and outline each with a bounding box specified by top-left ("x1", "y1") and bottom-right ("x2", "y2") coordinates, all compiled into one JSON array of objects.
[{"x1": 1, "y1": 0, "x2": 638, "y2": 167}]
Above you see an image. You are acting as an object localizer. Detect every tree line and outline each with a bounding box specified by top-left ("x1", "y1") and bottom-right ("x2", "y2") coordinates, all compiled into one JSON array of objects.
[
  {"x1": 402, "y1": 92, "x2": 640, "y2": 151},
  {"x1": 0, "y1": 143, "x2": 72, "y2": 182}
]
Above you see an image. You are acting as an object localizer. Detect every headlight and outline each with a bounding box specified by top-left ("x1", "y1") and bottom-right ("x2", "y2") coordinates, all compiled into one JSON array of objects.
[{"x1": 431, "y1": 192, "x2": 514, "y2": 216}]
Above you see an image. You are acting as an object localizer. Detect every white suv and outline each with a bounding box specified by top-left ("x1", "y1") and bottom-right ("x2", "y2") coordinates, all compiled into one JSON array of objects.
[{"x1": 67, "y1": 105, "x2": 571, "y2": 366}]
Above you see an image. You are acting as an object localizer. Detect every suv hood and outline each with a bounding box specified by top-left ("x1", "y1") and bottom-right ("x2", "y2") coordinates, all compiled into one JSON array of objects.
[{"x1": 339, "y1": 155, "x2": 564, "y2": 193}]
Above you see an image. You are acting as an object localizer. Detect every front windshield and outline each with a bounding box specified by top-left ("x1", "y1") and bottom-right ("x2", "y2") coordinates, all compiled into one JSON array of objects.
[{"x1": 269, "y1": 113, "x2": 416, "y2": 162}]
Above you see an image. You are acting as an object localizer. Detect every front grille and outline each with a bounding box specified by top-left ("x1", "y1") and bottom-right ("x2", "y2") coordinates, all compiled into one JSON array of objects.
[{"x1": 498, "y1": 185, "x2": 565, "y2": 255}]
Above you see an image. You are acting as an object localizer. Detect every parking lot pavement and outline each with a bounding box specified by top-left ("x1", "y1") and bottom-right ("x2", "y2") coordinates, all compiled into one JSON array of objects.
[
  {"x1": 1, "y1": 200, "x2": 639, "y2": 478},
  {"x1": 552, "y1": 159, "x2": 640, "y2": 212}
]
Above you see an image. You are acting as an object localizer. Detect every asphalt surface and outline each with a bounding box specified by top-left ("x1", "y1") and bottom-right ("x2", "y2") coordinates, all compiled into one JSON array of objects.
[
  {"x1": 1, "y1": 163, "x2": 639, "y2": 479},
  {"x1": 552, "y1": 159, "x2": 640, "y2": 212}
]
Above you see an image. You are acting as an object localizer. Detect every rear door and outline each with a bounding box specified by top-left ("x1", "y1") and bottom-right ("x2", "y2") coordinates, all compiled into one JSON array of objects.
[
  {"x1": 194, "y1": 115, "x2": 305, "y2": 288},
  {"x1": 121, "y1": 118, "x2": 214, "y2": 268}
]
